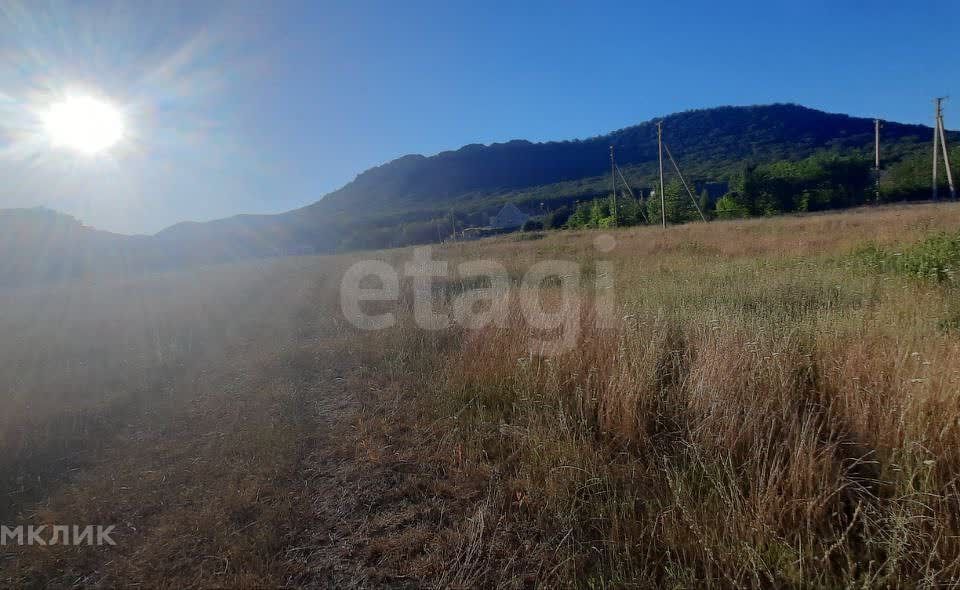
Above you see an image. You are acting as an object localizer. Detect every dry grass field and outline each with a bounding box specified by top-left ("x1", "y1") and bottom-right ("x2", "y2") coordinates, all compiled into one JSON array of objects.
[{"x1": 2, "y1": 203, "x2": 960, "y2": 588}]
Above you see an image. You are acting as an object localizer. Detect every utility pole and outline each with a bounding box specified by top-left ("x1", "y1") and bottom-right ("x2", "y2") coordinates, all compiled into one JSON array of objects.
[
  {"x1": 936, "y1": 100, "x2": 956, "y2": 200},
  {"x1": 657, "y1": 121, "x2": 666, "y2": 228},
  {"x1": 874, "y1": 119, "x2": 881, "y2": 202},
  {"x1": 934, "y1": 98, "x2": 944, "y2": 201},
  {"x1": 610, "y1": 145, "x2": 618, "y2": 226}
]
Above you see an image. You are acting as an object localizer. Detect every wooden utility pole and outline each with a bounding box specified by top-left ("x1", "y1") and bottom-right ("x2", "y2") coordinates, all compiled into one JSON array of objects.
[
  {"x1": 610, "y1": 145, "x2": 618, "y2": 226},
  {"x1": 657, "y1": 121, "x2": 666, "y2": 228},
  {"x1": 934, "y1": 98, "x2": 944, "y2": 200},
  {"x1": 874, "y1": 119, "x2": 881, "y2": 201},
  {"x1": 937, "y1": 101, "x2": 956, "y2": 200}
]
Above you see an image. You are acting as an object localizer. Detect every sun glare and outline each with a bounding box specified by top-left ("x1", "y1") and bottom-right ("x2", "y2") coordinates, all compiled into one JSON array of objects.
[{"x1": 42, "y1": 95, "x2": 125, "y2": 155}]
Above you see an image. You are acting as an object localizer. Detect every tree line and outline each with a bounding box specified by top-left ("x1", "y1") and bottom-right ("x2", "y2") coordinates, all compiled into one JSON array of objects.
[
  {"x1": 559, "y1": 147, "x2": 959, "y2": 229},
  {"x1": 335, "y1": 143, "x2": 960, "y2": 251}
]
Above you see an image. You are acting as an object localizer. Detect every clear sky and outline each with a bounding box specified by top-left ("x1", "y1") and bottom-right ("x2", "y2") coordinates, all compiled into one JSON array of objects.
[{"x1": 0, "y1": 0, "x2": 957, "y2": 234}]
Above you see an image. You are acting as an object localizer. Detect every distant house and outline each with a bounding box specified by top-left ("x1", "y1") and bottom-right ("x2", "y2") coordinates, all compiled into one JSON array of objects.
[{"x1": 489, "y1": 203, "x2": 530, "y2": 229}]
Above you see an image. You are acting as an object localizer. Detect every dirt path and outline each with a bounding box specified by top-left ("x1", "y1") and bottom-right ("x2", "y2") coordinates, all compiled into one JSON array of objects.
[{"x1": 282, "y1": 369, "x2": 489, "y2": 588}]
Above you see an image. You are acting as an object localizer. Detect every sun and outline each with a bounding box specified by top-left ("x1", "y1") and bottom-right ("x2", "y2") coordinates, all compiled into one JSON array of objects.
[{"x1": 42, "y1": 95, "x2": 125, "y2": 155}]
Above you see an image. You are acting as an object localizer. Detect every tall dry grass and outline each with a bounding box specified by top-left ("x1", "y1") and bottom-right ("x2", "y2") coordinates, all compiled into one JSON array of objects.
[
  {"x1": 408, "y1": 203, "x2": 960, "y2": 587},
  {"x1": 2, "y1": 202, "x2": 960, "y2": 587}
]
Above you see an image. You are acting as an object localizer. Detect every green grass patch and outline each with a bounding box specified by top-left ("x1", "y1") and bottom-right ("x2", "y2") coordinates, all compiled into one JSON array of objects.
[{"x1": 854, "y1": 231, "x2": 960, "y2": 285}]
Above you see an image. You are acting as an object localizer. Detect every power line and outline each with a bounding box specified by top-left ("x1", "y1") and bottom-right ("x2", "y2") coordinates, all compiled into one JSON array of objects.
[
  {"x1": 663, "y1": 142, "x2": 707, "y2": 222},
  {"x1": 615, "y1": 162, "x2": 650, "y2": 224}
]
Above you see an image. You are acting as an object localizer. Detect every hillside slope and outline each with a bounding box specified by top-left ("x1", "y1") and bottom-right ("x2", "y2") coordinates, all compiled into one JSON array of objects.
[{"x1": 310, "y1": 103, "x2": 932, "y2": 217}]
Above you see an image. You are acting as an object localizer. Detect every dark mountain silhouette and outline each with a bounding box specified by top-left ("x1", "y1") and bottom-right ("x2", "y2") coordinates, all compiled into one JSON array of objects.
[{"x1": 0, "y1": 104, "x2": 948, "y2": 286}]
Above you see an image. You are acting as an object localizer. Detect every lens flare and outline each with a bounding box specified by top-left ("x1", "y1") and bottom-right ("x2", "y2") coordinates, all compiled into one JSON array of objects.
[{"x1": 42, "y1": 95, "x2": 125, "y2": 155}]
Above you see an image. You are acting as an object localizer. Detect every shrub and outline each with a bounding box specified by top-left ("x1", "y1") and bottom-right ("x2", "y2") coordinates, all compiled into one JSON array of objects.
[
  {"x1": 898, "y1": 231, "x2": 960, "y2": 283},
  {"x1": 855, "y1": 231, "x2": 960, "y2": 284},
  {"x1": 715, "y1": 193, "x2": 751, "y2": 219},
  {"x1": 543, "y1": 206, "x2": 571, "y2": 229}
]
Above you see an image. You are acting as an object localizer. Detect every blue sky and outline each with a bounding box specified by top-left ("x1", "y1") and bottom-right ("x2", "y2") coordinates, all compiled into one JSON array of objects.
[{"x1": 0, "y1": 0, "x2": 957, "y2": 233}]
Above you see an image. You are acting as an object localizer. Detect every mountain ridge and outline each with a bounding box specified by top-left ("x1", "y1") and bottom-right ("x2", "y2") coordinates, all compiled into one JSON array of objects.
[{"x1": 161, "y1": 103, "x2": 941, "y2": 234}]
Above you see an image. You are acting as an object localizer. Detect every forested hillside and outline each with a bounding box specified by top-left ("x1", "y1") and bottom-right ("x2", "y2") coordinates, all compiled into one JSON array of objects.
[{"x1": 301, "y1": 103, "x2": 948, "y2": 247}]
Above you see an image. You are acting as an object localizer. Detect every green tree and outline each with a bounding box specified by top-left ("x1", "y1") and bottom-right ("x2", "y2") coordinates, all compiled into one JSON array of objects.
[
  {"x1": 589, "y1": 198, "x2": 612, "y2": 228},
  {"x1": 881, "y1": 146, "x2": 960, "y2": 202},
  {"x1": 647, "y1": 180, "x2": 699, "y2": 224},
  {"x1": 617, "y1": 196, "x2": 646, "y2": 226},
  {"x1": 544, "y1": 205, "x2": 572, "y2": 229},
  {"x1": 565, "y1": 202, "x2": 592, "y2": 229},
  {"x1": 715, "y1": 193, "x2": 751, "y2": 219}
]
